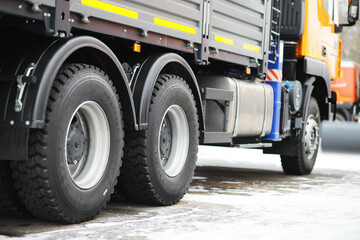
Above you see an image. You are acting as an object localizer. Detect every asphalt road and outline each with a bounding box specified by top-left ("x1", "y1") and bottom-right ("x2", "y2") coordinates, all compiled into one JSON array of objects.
[{"x1": 0, "y1": 146, "x2": 359, "y2": 240}]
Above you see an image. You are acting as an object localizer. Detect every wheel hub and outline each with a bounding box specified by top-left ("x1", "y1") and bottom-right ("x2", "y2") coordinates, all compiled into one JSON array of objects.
[
  {"x1": 158, "y1": 105, "x2": 189, "y2": 177},
  {"x1": 67, "y1": 117, "x2": 87, "y2": 165},
  {"x1": 65, "y1": 101, "x2": 110, "y2": 189},
  {"x1": 160, "y1": 117, "x2": 172, "y2": 166},
  {"x1": 304, "y1": 114, "x2": 319, "y2": 159}
]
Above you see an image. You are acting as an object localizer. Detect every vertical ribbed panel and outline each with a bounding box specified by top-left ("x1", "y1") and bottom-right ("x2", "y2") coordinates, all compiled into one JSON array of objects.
[{"x1": 209, "y1": 0, "x2": 268, "y2": 60}]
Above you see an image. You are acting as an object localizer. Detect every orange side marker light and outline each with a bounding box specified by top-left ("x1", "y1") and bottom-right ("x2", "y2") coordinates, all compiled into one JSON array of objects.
[{"x1": 133, "y1": 42, "x2": 141, "y2": 53}]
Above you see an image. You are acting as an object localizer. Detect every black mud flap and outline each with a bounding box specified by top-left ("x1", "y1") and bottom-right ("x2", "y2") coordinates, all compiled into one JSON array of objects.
[{"x1": 0, "y1": 128, "x2": 29, "y2": 161}]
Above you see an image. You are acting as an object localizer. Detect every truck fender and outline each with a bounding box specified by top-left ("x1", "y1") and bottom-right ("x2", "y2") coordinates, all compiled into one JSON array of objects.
[
  {"x1": 301, "y1": 76, "x2": 315, "y2": 120},
  {"x1": 28, "y1": 36, "x2": 136, "y2": 129},
  {"x1": 0, "y1": 36, "x2": 136, "y2": 161},
  {"x1": 303, "y1": 56, "x2": 331, "y2": 98},
  {"x1": 303, "y1": 56, "x2": 335, "y2": 120},
  {"x1": 131, "y1": 53, "x2": 204, "y2": 130}
]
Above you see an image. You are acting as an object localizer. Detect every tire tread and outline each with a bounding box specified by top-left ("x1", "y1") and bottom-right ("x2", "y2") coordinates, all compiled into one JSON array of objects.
[
  {"x1": 281, "y1": 97, "x2": 320, "y2": 175},
  {"x1": 0, "y1": 161, "x2": 29, "y2": 217},
  {"x1": 10, "y1": 64, "x2": 122, "y2": 223},
  {"x1": 119, "y1": 74, "x2": 198, "y2": 205}
]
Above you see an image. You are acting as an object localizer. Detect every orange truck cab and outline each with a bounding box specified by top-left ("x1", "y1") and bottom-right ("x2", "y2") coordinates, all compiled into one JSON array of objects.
[{"x1": 331, "y1": 60, "x2": 360, "y2": 121}]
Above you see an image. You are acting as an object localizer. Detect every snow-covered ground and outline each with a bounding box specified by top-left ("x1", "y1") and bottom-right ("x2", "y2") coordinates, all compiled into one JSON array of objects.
[{"x1": 1, "y1": 146, "x2": 360, "y2": 240}]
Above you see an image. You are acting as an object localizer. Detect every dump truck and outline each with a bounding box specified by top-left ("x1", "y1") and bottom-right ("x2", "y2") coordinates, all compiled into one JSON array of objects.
[
  {"x1": 331, "y1": 60, "x2": 360, "y2": 121},
  {"x1": 0, "y1": 0, "x2": 358, "y2": 223}
]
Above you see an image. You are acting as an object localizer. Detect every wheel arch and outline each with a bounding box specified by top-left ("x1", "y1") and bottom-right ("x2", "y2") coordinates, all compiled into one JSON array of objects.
[
  {"x1": 303, "y1": 57, "x2": 334, "y2": 121},
  {"x1": 28, "y1": 36, "x2": 136, "y2": 129},
  {"x1": 0, "y1": 36, "x2": 136, "y2": 161},
  {"x1": 335, "y1": 106, "x2": 351, "y2": 121},
  {"x1": 132, "y1": 53, "x2": 204, "y2": 130}
]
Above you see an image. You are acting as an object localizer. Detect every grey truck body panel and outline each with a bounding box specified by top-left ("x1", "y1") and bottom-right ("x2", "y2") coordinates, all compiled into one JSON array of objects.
[{"x1": 0, "y1": 0, "x2": 271, "y2": 65}]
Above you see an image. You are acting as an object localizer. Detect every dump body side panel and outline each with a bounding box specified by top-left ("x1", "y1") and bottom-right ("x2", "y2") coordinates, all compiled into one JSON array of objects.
[
  {"x1": 209, "y1": 0, "x2": 268, "y2": 61},
  {"x1": 72, "y1": 0, "x2": 203, "y2": 43},
  {"x1": 0, "y1": 0, "x2": 271, "y2": 69},
  {"x1": 19, "y1": 0, "x2": 202, "y2": 44}
]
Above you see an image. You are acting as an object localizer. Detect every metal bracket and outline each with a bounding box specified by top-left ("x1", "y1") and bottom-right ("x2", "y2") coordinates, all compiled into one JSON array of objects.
[
  {"x1": 38, "y1": 0, "x2": 71, "y2": 36},
  {"x1": 294, "y1": 117, "x2": 302, "y2": 129},
  {"x1": 209, "y1": 47, "x2": 219, "y2": 55},
  {"x1": 129, "y1": 63, "x2": 141, "y2": 86},
  {"x1": 201, "y1": 87, "x2": 233, "y2": 132},
  {"x1": 235, "y1": 142, "x2": 272, "y2": 148},
  {"x1": 43, "y1": 12, "x2": 55, "y2": 34},
  {"x1": 81, "y1": 15, "x2": 90, "y2": 24},
  {"x1": 54, "y1": 0, "x2": 70, "y2": 37},
  {"x1": 141, "y1": 29, "x2": 149, "y2": 37},
  {"x1": 15, "y1": 63, "x2": 36, "y2": 112},
  {"x1": 185, "y1": 41, "x2": 194, "y2": 49},
  {"x1": 30, "y1": 2, "x2": 42, "y2": 13},
  {"x1": 195, "y1": 0, "x2": 211, "y2": 65}
]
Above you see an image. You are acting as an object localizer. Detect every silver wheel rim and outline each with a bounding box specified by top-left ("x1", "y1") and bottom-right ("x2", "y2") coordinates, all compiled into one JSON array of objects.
[
  {"x1": 65, "y1": 101, "x2": 110, "y2": 189},
  {"x1": 304, "y1": 114, "x2": 319, "y2": 159},
  {"x1": 158, "y1": 105, "x2": 189, "y2": 177}
]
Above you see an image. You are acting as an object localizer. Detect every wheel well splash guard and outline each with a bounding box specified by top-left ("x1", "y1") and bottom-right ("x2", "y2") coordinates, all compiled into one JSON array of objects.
[
  {"x1": 301, "y1": 77, "x2": 315, "y2": 121},
  {"x1": 0, "y1": 36, "x2": 136, "y2": 160},
  {"x1": 303, "y1": 56, "x2": 331, "y2": 98},
  {"x1": 132, "y1": 53, "x2": 204, "y2": 130},
  {"x1": 26, "y1": 36, "x2": 135, "y2": 129},
  {"x1": 303, "y1": 56, "x2": 334, "y2": 120}
]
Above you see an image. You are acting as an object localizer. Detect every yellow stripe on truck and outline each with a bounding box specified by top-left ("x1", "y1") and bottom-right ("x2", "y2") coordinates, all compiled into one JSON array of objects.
[
  {"x1": 243, "y1": 43, "x2": 260, "y2": 53},
  {"x1": 154, "y1": 17, "x2": 196, "y2": 35},
  {"x1": 214, "y1": 35, "x2": 234, "y2": 46},
  {"x1": 82, "y1": 0, "x2": 138, "y2": 19},
  {"x1": 340, "y1": 97, "x2": 352, "y2": 102}
]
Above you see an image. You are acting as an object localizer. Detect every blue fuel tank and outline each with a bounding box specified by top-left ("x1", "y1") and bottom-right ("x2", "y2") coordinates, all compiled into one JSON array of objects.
[{"x1": 263, "y1": 81, "x2": 282, "y2": 141}]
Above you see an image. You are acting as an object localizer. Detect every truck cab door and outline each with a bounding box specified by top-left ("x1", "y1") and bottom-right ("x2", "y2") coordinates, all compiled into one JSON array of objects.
[{"x1": 319, "y1": 0, "x2": 340, "y2": 80}]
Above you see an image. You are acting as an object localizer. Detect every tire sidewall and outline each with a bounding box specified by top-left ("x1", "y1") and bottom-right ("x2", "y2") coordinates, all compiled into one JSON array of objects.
[
  {"x1": 335, "y1": 110, "x2": 348, "y2": 122},
  {"x1": 46, "y1": 68, "x2": 123, "y2": 215},
  {"x1": 147, "y1": 77, "x2": 198, "y2": 200}
]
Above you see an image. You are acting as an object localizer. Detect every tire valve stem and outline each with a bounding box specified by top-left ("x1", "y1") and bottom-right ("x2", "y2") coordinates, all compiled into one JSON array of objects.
[{"x1": 73, "y1": 160, "x2": 78, "y2": 165}]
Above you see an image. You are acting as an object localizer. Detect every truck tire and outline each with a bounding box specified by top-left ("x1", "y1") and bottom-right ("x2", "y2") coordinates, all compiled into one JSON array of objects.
[
  {"x1": 335, "y1": 111, "x2": 347, "y2": 122},
  {"x1": 120, "y1": 74, "x2": 199, "y2": 205},
  {"x1": 11, "y1": 64, "x2": 124, "y2": 223},
  {"x1": 0, "y1": 161, "x2": 28, "y2": 217},
  {"x1": 281, "y1": 97, "x2": 320, "y2": 175}
]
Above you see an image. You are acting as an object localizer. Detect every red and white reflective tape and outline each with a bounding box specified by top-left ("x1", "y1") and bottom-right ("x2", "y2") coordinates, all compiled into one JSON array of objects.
[{"x1": 266, "y1": 69, "x2": 282, "y2": 82}]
